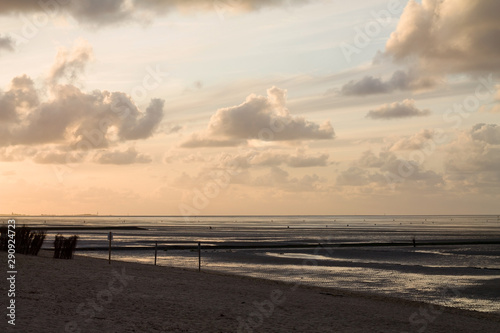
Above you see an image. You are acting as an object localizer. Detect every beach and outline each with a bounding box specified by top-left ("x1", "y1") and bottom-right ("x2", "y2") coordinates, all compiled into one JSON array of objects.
[
  {"x1": 17, "y1": 215, "x2": 499, "y2": 315},
  {"x1": 2, "y1": 251, "x2": 499, "y2": 333}
]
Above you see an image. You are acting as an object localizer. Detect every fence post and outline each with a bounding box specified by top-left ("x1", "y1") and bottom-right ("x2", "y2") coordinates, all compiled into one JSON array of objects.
[
  {"x1": 198, "y1": 241, "x2": 201, "y2": 272},
  {"x1": 154, "y1": 241, "x2": 158, "y2": 266},
  {"x1": 108, "y1": 232, "x2": 113, "y2": 264}
]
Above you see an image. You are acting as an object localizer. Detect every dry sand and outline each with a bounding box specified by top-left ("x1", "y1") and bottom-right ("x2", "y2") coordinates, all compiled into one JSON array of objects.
[{"x1": 2, "y1": 251, "x2": 499, "y2": 333}]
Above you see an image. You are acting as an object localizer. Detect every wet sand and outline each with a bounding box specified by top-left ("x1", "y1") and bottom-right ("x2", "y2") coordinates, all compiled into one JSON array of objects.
[{"x1": 2, "y1": 251, "x2": 499, "y2": 333}]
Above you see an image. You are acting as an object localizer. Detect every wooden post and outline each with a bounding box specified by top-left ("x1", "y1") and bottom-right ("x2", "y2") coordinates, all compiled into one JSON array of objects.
[
  {"x1": 154, "y1": 241, "x2": 158, "y2": 266},
  {"x1": 198, "y1": 241, "x2": 201, "y2": 272},
  {"x1": 108, "y1": 232, "x2": 112, "y2": 264}
]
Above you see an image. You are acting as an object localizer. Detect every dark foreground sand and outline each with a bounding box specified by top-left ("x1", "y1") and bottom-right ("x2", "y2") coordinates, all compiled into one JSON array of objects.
[{"x1": 1, "y1": 251, "x2": 499, "y2": 333}]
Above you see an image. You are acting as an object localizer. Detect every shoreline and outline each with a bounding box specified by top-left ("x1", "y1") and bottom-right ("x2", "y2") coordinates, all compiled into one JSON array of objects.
[
  {"x1": 2, "y1": 251, "x2": 499, "y2": 332},
  {"x1": 70, "y1": 239, "x2": 500, "y2": 251}
]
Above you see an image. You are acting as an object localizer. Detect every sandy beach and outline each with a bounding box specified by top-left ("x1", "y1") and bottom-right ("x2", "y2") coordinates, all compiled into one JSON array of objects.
[{"x1": 2, "y1": 251, "x2": 499, "y2": 333}]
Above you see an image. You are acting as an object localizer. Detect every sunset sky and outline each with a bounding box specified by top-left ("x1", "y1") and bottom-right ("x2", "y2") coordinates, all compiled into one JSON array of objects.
[{"x1": 1, "y1": 0, "x2": 499, "y2": 215}]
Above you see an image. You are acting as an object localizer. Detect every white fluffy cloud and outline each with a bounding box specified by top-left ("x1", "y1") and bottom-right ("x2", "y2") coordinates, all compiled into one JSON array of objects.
[
  {"x1": 339, "y1": 0, "x2": 500, "y2": 95},
  {"x1": 366, "y1": 99, "x2": 430, "y2": 120},
  {"x1": 385, "y1": 0, "x2": 500, "y2": 75},
  {"x1": 1, "y1": 81, "x2": 165, "y2": 148},
  {"x1": 0, "y1": 41, "x2": 165, "y2": 164},
  {"x1": 181, "y1": 87, "x2": 334, "y2": 148}
]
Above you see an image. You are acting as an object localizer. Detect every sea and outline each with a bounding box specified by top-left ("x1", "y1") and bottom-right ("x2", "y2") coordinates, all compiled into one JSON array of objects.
[{"x1": 5, "y1": 215, "x2": 500, "y2": 314}]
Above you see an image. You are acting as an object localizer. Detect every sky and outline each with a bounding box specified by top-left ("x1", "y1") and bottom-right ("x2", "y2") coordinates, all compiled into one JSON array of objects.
[{"x1": 0, "y1": 0, "x2": 499, "y2": 216}]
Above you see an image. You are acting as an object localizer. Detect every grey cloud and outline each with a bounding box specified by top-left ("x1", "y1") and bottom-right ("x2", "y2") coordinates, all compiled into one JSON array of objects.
[
  {"x1": 470, "y1": 123, "x2": 500, "y2": 145},
  {"x1": 253, "y1": 151, "x2": 329, "y2": 168},
  {"x1": 181, "y1": 87, "x2": 334, "y2": 148},
  {"x1": 254, "y1": 166, "x2": 289, "y2": 186},
  {"x1": 180, "y1": 135, "x2": 244, "y2": 148},
  {"x1": 366, "y1": 99, "x2": 430, "y2": 120},
  {"x1": 253, "y1": 166, "x2": 324, "y2": 192},
  {"x1": 94, "y1": 147, "x2": 152, "y2": 165},
  {"x1": 287, "y1": 154, "x2": 329, "y2": 168},
  {"x1": 341, "y1": 74, "x2": 396, "y2": 96},
  {"x1": 217, "y1": 150, "x2": 330, "y2": 169},
  {"x1": 337, "y1": 149, "x2": 443, "y2": 188},
  {"x1": 0, "y1": 0, "x2": 313, "y2": 26},
  {"x1": 169, "y1": 125, "x2": 182, "y2": 133},
  {"x1": 118, "y1": 98, "x2": 165, "y2": 140},
  {"x1": 0, "y1": 35, "x2": 14, "y2": 53},
  {"x1": 340, "y1": 70, "x2": 437, "y2": 96},
  {"x1": 69, "y1": 0, "x2": 133, "y2": 25},
  {"x1": 336, "y1": 167, "x2": 371, "y2": 186},
  {"x1": 358, "y1": 150, "x2": 387, "y2": 168}
]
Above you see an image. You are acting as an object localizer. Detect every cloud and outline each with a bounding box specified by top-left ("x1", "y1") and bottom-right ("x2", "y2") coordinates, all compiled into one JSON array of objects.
[
  {"x1": 0, "y1": 146, "x2": 37, "y2": 162},
  {"x1": 164, "y1": 151, "x2": 209, "y2": 164},
  {"x1": 336, "y1": 167, "x2": 376, "y2": 187},
  {"x1": 337, "y1": 149, "x2": 443, "y2": 189},
  {"x1": 0, "y1": 0, "x2": 313, "y2": 26},
  {"x1": 1, "y1": 83, "x2": 165, "y2": 148},
  {"x1": 340, "y1": 70, "x2": 439, "y2": 96},
  {"x1": 168, "y1": 124, "x2": 182, "y2": 133},
  {"x1": 287, "y1": 153, "x2": 329, "y2": 168},
  {"x1": 389, "y1": 129, "x2": 435, "y2": 151},
  {"x1": 180, "y1": 136, "x2": 244, "y2": 148},
  {"x1": 341, "y1": 70, "x2": 409, "y2": 95},
  {"x1": 366, "y1": 99, "x2": 430, "y2": 120},
  {"x1": 117, "y1": 98, "x2": 165, "y2": 140},
  {"x1": 49, "y1": 39, "x2": 93, "y2": 85},
  {"x1": 470, "y1": 123, "x2": 500, "y2": 145},
  {"x1": 218, "y1": 149, "x2": 330, "y2": 169},
  {"x1": 0, "y1": 74, "x2": 39, "y2": 123},
  {"x1": 385, "y1": 0, "x2": 500, "y2": 75},
  {"x1": 0, "y1": 41, "x2": 165, "y2": 163},
  {"x1": 33, "y1": 150, "x2": 85, "y2": 164},
  {"x1": 181, "y1": 86, "x2": 334, "y2": 148},
  {"x1": 93, "y1": 147, "x2": 152, "y2": 165},
  {"x1": 479, "y1": 86, "x2": 500, "y2": 114},
  {"x1": 337, "y1": 124, "x2": 500, "y2": 192},
  {"x1": 0, "y1": 35, "x2": 14, "y2": 53},
  {"x1": 252, "y1": 167, "x2": 325, "y2": 192},
  {"x1": 68, "y1": 1, "x2": 134, "y2": 25},
  {"x1": 444, "y1": 124, "x2": 500, "y2": 191}
]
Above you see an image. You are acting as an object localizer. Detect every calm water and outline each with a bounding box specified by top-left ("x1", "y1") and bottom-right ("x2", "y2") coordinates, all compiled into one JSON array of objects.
[{"x1": 5, "y1": 215, "x2": 500, "y2": 314}]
